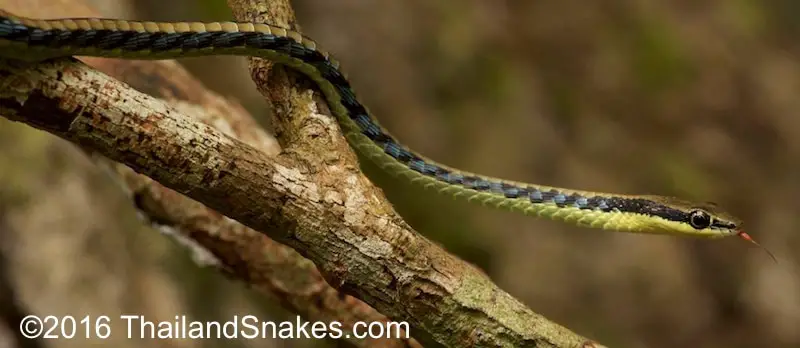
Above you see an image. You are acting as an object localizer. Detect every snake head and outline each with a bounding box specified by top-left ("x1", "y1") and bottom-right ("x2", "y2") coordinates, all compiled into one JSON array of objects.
[
  {"x1": 645, "y1": 196, "x2": 776, "y2": 262},
  {"x1": 639, "y1": 196, "x2": 742, "y2": 238},
  {"x1": 685, "y1": 201, "x2": 742, "y2": 236}
]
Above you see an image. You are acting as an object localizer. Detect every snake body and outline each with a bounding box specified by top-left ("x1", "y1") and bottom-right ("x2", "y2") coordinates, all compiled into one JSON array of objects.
[{"x1": 0, "y1": 11, "x2": 758, "y2": 241}]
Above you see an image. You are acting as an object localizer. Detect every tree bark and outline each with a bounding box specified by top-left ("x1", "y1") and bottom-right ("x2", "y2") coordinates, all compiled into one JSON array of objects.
[{"x1": 0, "y1": 0, "x2": 604, "y2": 347}]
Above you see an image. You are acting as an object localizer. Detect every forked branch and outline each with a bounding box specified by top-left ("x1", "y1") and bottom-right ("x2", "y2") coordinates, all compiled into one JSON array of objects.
[{"x1": 0, "y1": 0, "x2": 603, "y2": 346}]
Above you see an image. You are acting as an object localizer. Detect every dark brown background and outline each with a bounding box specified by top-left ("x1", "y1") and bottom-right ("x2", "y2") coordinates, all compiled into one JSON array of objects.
[{"x1": 1, "y1": 1, "x2": 798, "y2": 347}]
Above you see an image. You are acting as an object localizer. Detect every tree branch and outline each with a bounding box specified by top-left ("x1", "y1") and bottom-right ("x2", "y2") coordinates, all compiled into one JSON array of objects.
[
  {"x1": 86, "y1": 60, "x2": 421, "y2": 348},
  {"x1": 1, "y1": 2, "x2": 419, "y2": 347},
  {"x1": 0, "y1": 2, "x2": 604, "y2": 347}
]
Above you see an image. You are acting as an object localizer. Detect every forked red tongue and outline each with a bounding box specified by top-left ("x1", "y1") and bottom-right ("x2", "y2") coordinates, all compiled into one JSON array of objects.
[{"x1": 738, "y1": 231, "x2": 778, "y2": 263}]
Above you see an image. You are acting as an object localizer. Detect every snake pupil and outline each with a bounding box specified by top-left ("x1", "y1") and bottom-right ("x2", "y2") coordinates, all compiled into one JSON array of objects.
[{"x1": 689, "y1": 210, "x2": 712, "y2": 229}]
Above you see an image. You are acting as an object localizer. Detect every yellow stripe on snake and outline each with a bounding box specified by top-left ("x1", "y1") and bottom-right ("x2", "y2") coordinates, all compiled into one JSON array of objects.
[{"x1": 0, "y1": 10, "x2": 773, "y2": 259}]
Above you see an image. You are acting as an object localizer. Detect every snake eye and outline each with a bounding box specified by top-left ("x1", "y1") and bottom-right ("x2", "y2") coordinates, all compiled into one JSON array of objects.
[{"x1": 689, "y1": 210, "x2": 712, "y2": 229}]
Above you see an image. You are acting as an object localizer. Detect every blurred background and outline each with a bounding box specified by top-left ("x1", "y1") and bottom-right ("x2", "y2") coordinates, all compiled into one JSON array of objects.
[{"x1": 1, "y1": 0, "x2": 799, "y2": 347}]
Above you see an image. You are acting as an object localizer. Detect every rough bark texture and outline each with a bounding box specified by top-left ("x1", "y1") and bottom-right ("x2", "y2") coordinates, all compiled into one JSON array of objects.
[
  {"x1": 1, "y1": 1, "x2": 420, "y2": 347},
  {"x1": 87, "y1": 59, "x2": 421, "y2": 348},
  {"x1": 0, "y1": 0, "x2": 604, "y2": 347}
]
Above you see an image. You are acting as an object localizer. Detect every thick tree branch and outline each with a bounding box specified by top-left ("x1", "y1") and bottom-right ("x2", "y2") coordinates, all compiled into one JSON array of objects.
[
  {"x1": 0, "y1": 1, "x2": 420, "y2": 346},
  {"x1": 0, "y1": 3, "x2": 604, "y2": 348},
  {"x1": 87, "y1": 61, "x2": 420, "y2": 348}
]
